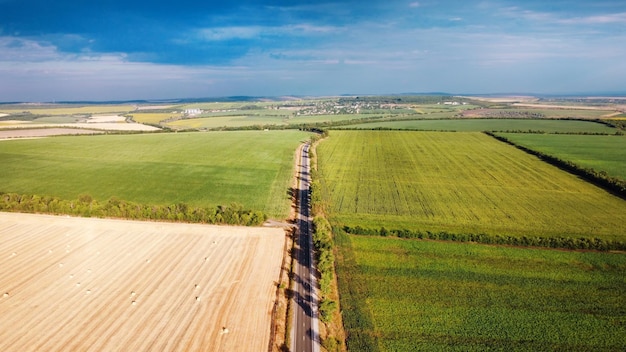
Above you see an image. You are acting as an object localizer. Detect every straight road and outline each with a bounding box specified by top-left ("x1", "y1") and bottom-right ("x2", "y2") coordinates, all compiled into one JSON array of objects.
[{"x1": 291, "y1": 143, "x2": 320, "y2": 352}]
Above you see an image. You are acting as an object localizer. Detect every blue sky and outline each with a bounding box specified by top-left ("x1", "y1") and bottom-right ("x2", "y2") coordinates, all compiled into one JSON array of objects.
[{"x1": 1, "y1": 0, "x2": 625, "y2": 101}]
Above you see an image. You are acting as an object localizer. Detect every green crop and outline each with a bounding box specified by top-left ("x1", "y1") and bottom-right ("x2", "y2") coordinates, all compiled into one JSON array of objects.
[
  {"x1": 339, "y1": 118, "x2": 617, "y2": 133},
  {"x1": 0, "y1": 130, "x2": 310, "y2": 218},
  {"x1": 499, "y1": 133, "x2": 626, "y2": 180},
  {"x1": 336, "y1": 233, "x2": 626, "y2": 351},
  {"x1": 316, "y1": 131, "x2": 626, "y2": 240}
]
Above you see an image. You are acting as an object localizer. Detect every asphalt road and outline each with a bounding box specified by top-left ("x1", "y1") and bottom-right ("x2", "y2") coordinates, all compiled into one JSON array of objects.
[{"x1": 291, "y1": 143, "x2": 320, "y2": 352}]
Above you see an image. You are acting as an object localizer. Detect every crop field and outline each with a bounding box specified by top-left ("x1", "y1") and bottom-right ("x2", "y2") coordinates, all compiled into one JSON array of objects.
[
  {"x1": 316, "y1": 131, "x2": 626, "y2": 240},
  {"x1": 166, "y1": 115, "x2": 287, "y2": 129},
  {"x1": 499, "y1": 133, "x2": 626, "y2": 180},
  {"x1": 0, "y1": 105, "x2": 136, "y2": 116},
  {"x1": 0, "y1": 212, "x2": 284, "y2": 352},
  {"x1": 165, "y1": 113, "x2": 397, "y2": 130},
  {"x1": 0, "y1": 130, "x2": 310, "y2": 218},
  {"x1": 338, "y1": 118, "x2": 616, "y2": 133},
  {"x1": 462, "y1": 107, "x2": 615, "y2": 119},
  {"x1": 336, "y1": 233, "x2": 626, "y2": 351},
  {"x1": 129, "y1": 113, "x2": 179, "y2": 124}
]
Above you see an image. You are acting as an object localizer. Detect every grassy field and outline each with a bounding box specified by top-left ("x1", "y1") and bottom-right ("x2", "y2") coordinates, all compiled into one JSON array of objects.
[
  {"x1": 166, "y1": 115, "x2": 287, "y2": 129},
  {"x1": 316, "y1": 131, "x2": 626, "y2": 240},
  {"x1": 499, "y1": 133, "x2": 626, "y2": 180},
  {"x1": 339, "y1": 118, "x2": 617, "y2": 133},
  {"x1": 0, "y1": 130, "x2": 310, "y2": 218},
  {"x1": 336, "y1": 233, "x2": 626, "y2": 351},
  {"x1": 462, "y1": 107, "x2": 615, "y2": 119}
]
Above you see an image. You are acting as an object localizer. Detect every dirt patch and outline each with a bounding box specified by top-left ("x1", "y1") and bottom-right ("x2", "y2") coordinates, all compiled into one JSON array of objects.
[{"x1": 0, "y1": 212, "x2": 285, "y2": 351}]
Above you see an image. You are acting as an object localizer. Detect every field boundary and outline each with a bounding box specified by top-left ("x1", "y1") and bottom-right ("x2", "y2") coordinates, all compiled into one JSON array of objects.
[{"x1": 485, "y1": 132, "x2": 626, "y2": 199}]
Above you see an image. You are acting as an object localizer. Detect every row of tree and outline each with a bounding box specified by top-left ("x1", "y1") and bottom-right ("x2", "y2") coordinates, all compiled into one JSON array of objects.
[
  {"x1": 485, "y1": 132, "x2": 626, "y2": 198},
  {"x1": 0, "y1": 192, "x2": 266, "y2": 226},
  {"x1": 343, "y1": 225, "x2": 626, "y2": 251}
]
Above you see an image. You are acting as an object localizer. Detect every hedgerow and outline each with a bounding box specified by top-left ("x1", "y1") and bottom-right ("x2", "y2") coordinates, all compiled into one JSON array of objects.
[
  {"x1": 343, "y1": 225, "x2": 626, "y2": 251},
  {"x1": 0, "y1": 192, "x2": 266, "y2": 226}
]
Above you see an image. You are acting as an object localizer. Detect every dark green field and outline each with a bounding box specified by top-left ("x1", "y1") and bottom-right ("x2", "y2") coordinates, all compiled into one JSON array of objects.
[
  {"x1": 0, "y1": 130, "x2": 310, "y2": 218},
  {"x1": 499, "y1": 133, "x2": 626, "y2": 180},
  {"x1": 337, "y1": 233, "x2": 626, "y2": 351},
  {"x1": 339, "y1": 118, "x2": 617, "y2": 133}
]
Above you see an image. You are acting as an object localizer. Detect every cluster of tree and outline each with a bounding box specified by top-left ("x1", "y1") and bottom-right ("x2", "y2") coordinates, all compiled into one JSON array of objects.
[
  {"x1": 0, "y1": 192, "x2": 266, "y2": 226},
  {"x1": 338, "y1": 95, "x2": 473, "y2": 105},
  {"x1": 486, "y1": 132, "x2": 626, "y2": 198},
  {"x1": 343, "y1": 225, "x2": 626, "y2": 251}
]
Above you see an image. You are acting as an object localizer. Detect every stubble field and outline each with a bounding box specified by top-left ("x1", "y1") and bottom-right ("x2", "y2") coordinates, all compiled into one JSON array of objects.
[{"x1": 0, "y1": 212, "x2": 285, "y2": 351}]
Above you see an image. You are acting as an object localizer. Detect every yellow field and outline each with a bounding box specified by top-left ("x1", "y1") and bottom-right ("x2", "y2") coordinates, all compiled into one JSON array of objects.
[
  {"x1": 129, "y1": 112, "x2": 179, "y2": 124},
  {"x1": 0, "y1": 213, "x2": 285, "y2": 351}
]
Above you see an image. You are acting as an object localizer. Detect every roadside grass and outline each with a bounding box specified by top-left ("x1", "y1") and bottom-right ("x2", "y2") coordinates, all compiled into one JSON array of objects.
[
  {"x1": 336, "y1": 233, "x2": 626, "y2": 352},
  {"x1": 499, "y1": 133, "x2": 626, "y2": 180},
  {"x1": 316, "y1": 131, "x2": 626, "y2": 241},
  {"x1": 338, "y1": 118, "x2": 617, "y2": 133},
  {"x1": 0, "y1": 130, "x2": 310, "y2": 218}
]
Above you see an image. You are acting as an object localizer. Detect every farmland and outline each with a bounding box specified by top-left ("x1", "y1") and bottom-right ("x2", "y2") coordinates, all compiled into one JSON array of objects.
[
  {"x1": 499, "y1": 133, "x2": 626, "y2": 180},
  {"x1": 316, "y1": 130, "x2": 626, "y2": 240},
  {"x1": 0, "y1": 212, "x2": 285, "y2": 351},
  {"x1": 339, "y1": 118, "x2": 617, "y2": 133},
  {"x1": 336, "y1": 233, "x2": 626, "y2": 351},
  {"x1": 0, "y1": 130, "x2": 310, "y2": 219}
]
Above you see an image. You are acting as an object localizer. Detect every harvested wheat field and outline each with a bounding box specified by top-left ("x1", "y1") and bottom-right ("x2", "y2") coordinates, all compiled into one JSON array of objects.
[{"x1": 0, "y1": 212, "x2": 285, "y2": 351}]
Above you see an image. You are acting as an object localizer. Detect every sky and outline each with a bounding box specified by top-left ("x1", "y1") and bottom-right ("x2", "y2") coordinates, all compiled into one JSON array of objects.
[{"x1": 0, "y1": 0, "x2": 625, "y2": 102}]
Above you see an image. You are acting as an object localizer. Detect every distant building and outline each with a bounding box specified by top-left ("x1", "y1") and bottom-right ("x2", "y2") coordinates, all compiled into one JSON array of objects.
[{"x1": 184, "y1": 108, "x2": 202, "y2": 115}]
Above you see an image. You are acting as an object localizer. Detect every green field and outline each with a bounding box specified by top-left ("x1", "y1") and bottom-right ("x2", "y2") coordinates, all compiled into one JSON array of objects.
[
  {"x1": 166, "y1": 115, "x2": 287, "y2": 129},
  {"x1": 499, "y1": 133, "x2": 626, "y2": 180},
  {"x1": 339, "y1": 118, "x2": 617, "y2": 133},
  {"x1": 316, "y1": 131, "x2": 626, "y2": 240},
  {"x1": 0, "y1": 130, "x2": 310, "y2": 218},
  {"x1": 336, "y1": 233, "x2": 626, "y2": 351}
]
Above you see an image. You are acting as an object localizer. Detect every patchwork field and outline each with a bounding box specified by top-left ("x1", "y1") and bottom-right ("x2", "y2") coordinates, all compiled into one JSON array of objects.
[
  {"x1": 499, "y1": 133, "x2": 626, "y2": 180},
  {"x1": 336, "y1": 233, "x2": 626, "y2": 351},
  {"x1": 316, "y1": 131, "x2": 626, "y2": 240},
  {"x1": 339, "y1": 118, "x2": 617, "y2": 133},
  {"x1": 0, "y1": 212, "x2": 285, "y2": 352},
  {"x1": 0, "y1": 130, "x2": 310, "y2": 218}
]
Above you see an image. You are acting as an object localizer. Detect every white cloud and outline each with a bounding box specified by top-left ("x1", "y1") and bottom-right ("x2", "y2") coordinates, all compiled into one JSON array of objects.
[
  {"x1": 559, "y1": 12, "x2": 626, "y2": 25},
  {"x1": 193, "y1": 24, "x2": 341, "y2": 42},
  {"x1": 409, "y1": 2, "x2": 420, "y2": 8},
  {"x1": 197, "y1": 26, "x2": 264, "y2": 41}
]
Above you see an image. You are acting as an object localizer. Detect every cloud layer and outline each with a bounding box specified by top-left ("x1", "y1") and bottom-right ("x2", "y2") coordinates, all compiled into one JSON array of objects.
[{"x1": 1, "y1": 0, "x2": 625, "y2": 101}]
